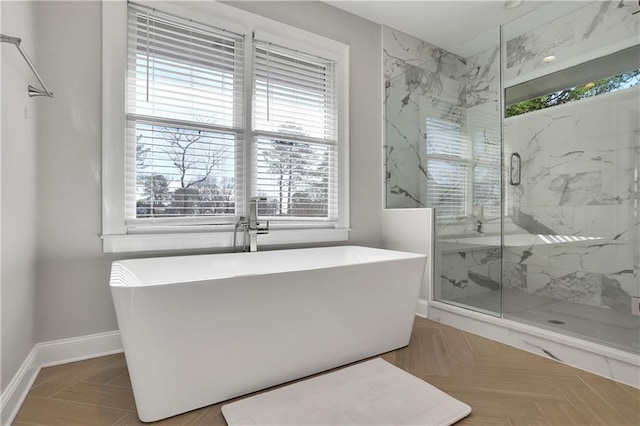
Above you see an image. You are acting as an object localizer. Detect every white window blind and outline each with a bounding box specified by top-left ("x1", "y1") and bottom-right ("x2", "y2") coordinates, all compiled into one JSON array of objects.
[
  {"x1": 426, "y1": 118, "x2": 470, "y2": 219},
  {"x1": 472, "y1": 130, "x2": 501, "y2": 219},
  {"x1": 126, "y1": 2, "x2": 244, "y2": 226},
  {"x1": 252, "y1": 39, "x2": 338, "y2": 221},
  {"x1": 426, "y1": 116, "x2": 502, "y2": 221}
]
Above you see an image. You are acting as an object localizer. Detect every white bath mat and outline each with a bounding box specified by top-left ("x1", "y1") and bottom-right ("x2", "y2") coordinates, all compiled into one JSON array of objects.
[{"x1": 221, "y1": 358, "x2": 471, "y2": 425}]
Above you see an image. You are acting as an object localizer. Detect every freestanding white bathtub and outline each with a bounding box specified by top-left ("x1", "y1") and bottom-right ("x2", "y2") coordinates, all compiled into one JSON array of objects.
[{"x1": 110, "y1": 245, "x2": 427, "y2": 422}]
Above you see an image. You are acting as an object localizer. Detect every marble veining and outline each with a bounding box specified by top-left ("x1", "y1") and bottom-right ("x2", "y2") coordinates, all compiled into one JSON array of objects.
[
  {"x1": 506, "y1": 1, "x2": 640, "y2": 81},
  {"x1": 503, "y1": 86, "x2": 640, "y2": 324},
  {"x1": 385, "y1": 11, "x2": 639, "y2": 355},
  {"x1": 465, "y1": 46, "x2": 500, "y2": 108},
  {"x1": 505, "y1": 14, "x2": 573, "y2": 75},
  {"x1": 384, "y1": 26, "x2": 469, "y2": 210},
  {"x1": 521, "y1": 340, "x2": 564, "y2": 362},
  {"x1": 384, "y1": 25, "x2": 501, "y2": 230},
  {"x1": 439, "y1": 86, "x2": 639, "y2": 351},
  {"x1": 505, "y1": 1, "x2": 640, "y2": 82}
]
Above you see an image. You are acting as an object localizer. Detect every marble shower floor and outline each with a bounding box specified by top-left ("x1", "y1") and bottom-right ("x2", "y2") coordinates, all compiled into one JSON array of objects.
[{"x1": 448, "y1": 290, "x2": 640, "y2": 354}]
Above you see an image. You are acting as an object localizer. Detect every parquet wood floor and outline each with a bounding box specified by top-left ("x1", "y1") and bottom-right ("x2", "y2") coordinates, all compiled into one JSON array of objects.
[{"x1": 12, "y1": 317, "x2": 640, "y2": 425}]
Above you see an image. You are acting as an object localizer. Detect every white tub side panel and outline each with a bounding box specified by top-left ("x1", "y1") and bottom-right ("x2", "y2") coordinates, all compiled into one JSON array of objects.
[{"x1": 111, "y1": 257, "x2": 425, "y2": 422}]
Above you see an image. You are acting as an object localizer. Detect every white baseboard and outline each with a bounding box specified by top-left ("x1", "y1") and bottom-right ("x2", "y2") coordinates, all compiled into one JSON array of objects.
[
  {"x1": 415, "y1": 299, "x2": 429, "y2": 318},
  {"x1": 0, "y1": 331, "x2": 123, "y2": 425},
  {"x1": 38, "y1": 331, "x2": 123, "y2": 368},
  {"x1": 0, "y1": 346, "x2": 40, "y2": 426}
]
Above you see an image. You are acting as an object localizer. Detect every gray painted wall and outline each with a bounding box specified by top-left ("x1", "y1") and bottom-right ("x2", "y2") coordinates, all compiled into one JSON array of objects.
[
  {"x1": 31, "y1": 0, "x2": 383, "y2": 346},
  {"x1": 35, "y1": 0, "x2": 120, "y2": 344},
  {"x1": 1, "y1": 1, "x2": 39, "y2": 392}
]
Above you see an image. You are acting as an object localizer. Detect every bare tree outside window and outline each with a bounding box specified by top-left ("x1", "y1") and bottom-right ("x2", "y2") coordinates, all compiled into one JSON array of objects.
[
  {"x1": 260, "y1": 122, "x2": 329, "y2": 218},
  {"x1": 135, "y1": 125, "x2": 235, "y2": 218}
]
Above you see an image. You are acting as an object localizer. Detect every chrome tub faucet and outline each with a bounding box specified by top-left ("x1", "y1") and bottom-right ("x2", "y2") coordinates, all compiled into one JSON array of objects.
[
  {"x1": 234, "y1": 197, "x2": 269, "y2": 252},
  {"x1": 248, "y1": 197, "x2": 269, "y2": 252}
]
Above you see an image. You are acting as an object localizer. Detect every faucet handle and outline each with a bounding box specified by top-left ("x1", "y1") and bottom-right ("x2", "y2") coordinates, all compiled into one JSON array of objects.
[{"x1": 256, "y1": 220, "x2": 269, "y2": 234}]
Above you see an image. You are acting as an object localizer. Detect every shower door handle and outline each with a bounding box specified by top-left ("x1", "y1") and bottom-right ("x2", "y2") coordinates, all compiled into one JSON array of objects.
[{"x1": 509, "y1": 153, "x2": 521, "y2": 186}]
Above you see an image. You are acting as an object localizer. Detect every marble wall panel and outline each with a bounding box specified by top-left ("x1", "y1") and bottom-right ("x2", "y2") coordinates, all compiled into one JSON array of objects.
[
  {"x1": 573, "y1": 205, "x2": 636, "y2": 240},
  {"x1": 504, "y1": 85, "x2": 640, "y2": 310},
  {"x1": 504, "y1": 1, "x2": 640, "y2": 82},
  {"x1": 384, "y1": 26, "x2": 467, "y2": 209},
  {"x1": 440, "y1": 267, "x2": 498, "y2": 301},
  {"x1": 466, "y1": 46, "x2": 500, "y2": 108},
  {"x1": 504, "y1": 241, "x2": 550, "y2": 269},
  {"x1": 505, "y1": 14, "x2": 573, "y2": 77},
  {"x1": 547, "y1": 242, "x2": 634, "y2": 275},
  {"x1": 572, "y1": 0, "x2": 640, "y2": 51},
  {"x1": 533, "y1": 269, "x2": 604, "y2": 309},
  {"x1": 503, "y1": 262, "x2": 527, "y2": 291},
  {"x1": 438, "y1": 243, "x2": 503, "y2": 304}
]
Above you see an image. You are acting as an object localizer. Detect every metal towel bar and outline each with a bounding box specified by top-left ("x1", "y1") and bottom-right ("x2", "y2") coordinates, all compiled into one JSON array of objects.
[{"x1": 1, "y1": 33, "x2": 53, "y2": 98}]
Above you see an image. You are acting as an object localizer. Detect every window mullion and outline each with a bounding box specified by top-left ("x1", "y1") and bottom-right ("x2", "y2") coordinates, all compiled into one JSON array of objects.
[
  {"x1": 128, "y1": 113, "x2": 243, "y2": 135},
  {"x1": 241, "y1": 31, "x2": 254, "y2": 215}
]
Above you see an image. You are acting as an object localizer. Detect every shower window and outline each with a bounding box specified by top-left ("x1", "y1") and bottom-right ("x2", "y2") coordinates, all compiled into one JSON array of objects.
[{"x1": 506, "y1": 46, "x2": 640, "y2": 118}]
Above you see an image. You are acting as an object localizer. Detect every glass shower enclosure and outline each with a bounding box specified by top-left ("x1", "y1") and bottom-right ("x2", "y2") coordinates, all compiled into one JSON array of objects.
[
  {"x1": 384, "y1": 25, "x2": 503, "y2": 317},
  {"x1": 383, "y1": 1, "x2": 640, "y2": 355}
]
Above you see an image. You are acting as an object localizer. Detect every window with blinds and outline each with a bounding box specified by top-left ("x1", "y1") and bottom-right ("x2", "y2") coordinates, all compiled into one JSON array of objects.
[
  {"x1": 126, "y1": 3, "x2": 244, "y2": 224},
  {"x1": 426, "y1": 117, "x2": 501, "y2": 221},
  {"x1": 426, "y1": 118, "x2": 470, "y2": 219},
  {"x1": 252, "y1": 40, "x2": 338, "y2": 221}
]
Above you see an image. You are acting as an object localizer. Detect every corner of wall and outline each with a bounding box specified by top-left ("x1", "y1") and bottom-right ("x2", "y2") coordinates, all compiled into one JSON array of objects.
[{"x1": 0, "y1": 0, "x2": 39, "y2": 395}]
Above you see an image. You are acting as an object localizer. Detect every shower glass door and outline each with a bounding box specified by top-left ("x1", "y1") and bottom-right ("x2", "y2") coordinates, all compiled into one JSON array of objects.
[
  {"x1": 427, "y1": 27, "x2": 504, "y2": 316},
  {"x1": 382, "y1": 24, "x2": 503, "y2": 316},
  {"x1": 501, "y1": 1, "x2": 640, "y2": 353},
  {"x1": 381, "y1": 24, "x2": 502, "y2": 316}
]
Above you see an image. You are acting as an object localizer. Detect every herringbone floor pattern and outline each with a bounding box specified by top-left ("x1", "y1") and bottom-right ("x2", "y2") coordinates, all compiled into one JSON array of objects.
[{"x1": 13, "y1": 317, "x2": 640, "y2": 425}]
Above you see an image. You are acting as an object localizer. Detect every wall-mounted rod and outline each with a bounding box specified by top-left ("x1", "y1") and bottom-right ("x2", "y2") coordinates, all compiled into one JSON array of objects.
[{"x1": 1, "y1": 33, "x2": 53, "y2": 98}]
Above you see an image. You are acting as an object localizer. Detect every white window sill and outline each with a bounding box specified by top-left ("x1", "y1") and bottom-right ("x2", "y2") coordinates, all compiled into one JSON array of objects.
[{"x1": 102, "y1": 228, "x2": 350, "y2": 253}]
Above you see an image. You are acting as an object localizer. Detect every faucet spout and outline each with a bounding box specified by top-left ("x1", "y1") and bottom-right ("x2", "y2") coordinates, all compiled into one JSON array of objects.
[{"x1": 233, "y1": 216, "x2": 247, "y2": 252}]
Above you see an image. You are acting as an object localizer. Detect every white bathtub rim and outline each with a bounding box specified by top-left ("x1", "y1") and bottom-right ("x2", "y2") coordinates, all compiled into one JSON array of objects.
[{"x1": 110, "y1": 245, "x2": 427, "y2": 287}]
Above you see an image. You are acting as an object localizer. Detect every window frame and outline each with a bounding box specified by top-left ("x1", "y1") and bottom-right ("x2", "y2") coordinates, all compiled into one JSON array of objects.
[
  {"x1": 102, "y1": 0, "x2": 349, "y2": 253},
  {"x1": 125, "y1": 4, "x2": 246, "y2": 226}
]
